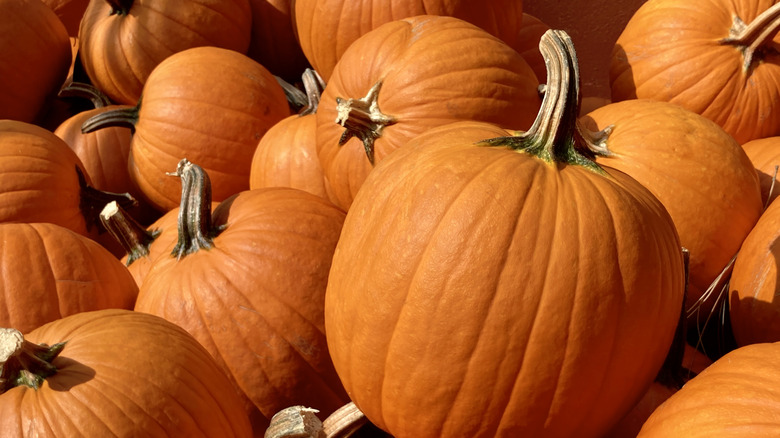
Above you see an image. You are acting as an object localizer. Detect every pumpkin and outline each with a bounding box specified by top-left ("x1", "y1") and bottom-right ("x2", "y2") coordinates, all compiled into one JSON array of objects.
[
  {"x1": 250, "y1": 68, "x2": 329, "y2": 199},
  {"x1": 637, "y1": 341, "x2": 780, "y2": 437},
  {"x1": 742, "y1": 136, "x2": 780, "y2": 207},
  {"x1": 247, "y1": 0, "x2": 310, "y2": 83},
  {"x1": 729, "y1": 195, "x2": 780, "y2": 347},
  {"x1": 316, "y1": 15, "x2": 541, "y2": 210},
  {"x1": 78, "y1": 0, "x2": 253, "y2": 105},
  {"x1": 0, "y1": 0, "x2": 71, "y2": 124},
  {"x1": 0, "y1": 221, "x2": 138, "y2": 334},
  {"x1": 0, "y1": 120, "x2": 135, "y2": 238},
  {"x1": 0, "y1": 308, "x2": 252, "y2": 437},
  {"x1": 40, "y1": 0, "x2": 90, "y2": 37},
  {"x1": 82, "y1": 46, "x2": 291, "y2": 212},
  {"x1": 580, "y1": 100, "x2": 763, "y2": 318},
  {"x1": 134, "y1": 159, "x2": 348, "y2": 432},
  {"x1": 324, "y1": 30, "x2": 685, "y2": 437},
  {"x1": 610, "y1": 0, "x2": 780, "y2": 145},
  {"x1": 292, "y1": 0, "x2": 525, "y2": 81}
]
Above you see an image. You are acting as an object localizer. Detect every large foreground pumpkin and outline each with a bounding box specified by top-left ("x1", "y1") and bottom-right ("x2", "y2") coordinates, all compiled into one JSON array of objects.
[
  {"x1": 0, "y1": 309, "x2": 252, "y2": 437},
  {"x1": 324, "y1": 30, "x2": 685, "y2": 438}
]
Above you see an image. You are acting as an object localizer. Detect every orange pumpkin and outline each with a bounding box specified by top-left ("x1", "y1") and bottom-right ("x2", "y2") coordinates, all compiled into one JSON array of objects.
[
  {"x1": 250, "y1": 68, "x2": 328, "y2": 199},
  {"x1": 292, "y1": 0, "x2": 525, "y2": 81},
  {"x1": 135, "y1": 159, "x2": 348, "y2": 432},
  {"x1": 729, "y1": 196, "x2": 780, "y2": 347},
  {"x1": 315, "y1": 15, "x2": 540, "y2": 210},
  {"x1": 742, "y1": 136, "x2": 780, "y2": 207},
  {"x1": 0, "y1": 0, "x2": 71, "y2": 123},
  {"x1": 0, "y1": 308, "x2": 252, "y2": 437},
  {"x1": 580, "y1": 100, "x2": 763, "y2": 317},
  {"x1": 0, "y1": 120, "x2": 135, "y2": 237},
  {"x1": 78, "y1": 0, "x2": 253, "y2": 104},
  {"x1": 637, "y1": 341, "x2": 780, "y2": 437},
  {"x1": 82, "y1": 46, "x2": 291, "y2": 212},
  {"x1": 610, "y1": 0, "x2": 780, "y2": 145},
  {"x1": 324, "y1": 30, "x2": 685, "y2": 437},
  {"x1": 0, "y1": 222, "x2": 138, "y2": 334}
]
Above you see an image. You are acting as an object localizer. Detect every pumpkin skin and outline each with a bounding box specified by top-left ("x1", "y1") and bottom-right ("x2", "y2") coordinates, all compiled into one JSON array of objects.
[
  {"x1": 316, "y1": 15, "x2": 540, "y2": 210},
  {"x1": 0, "y1": 120, "x2": 93, "y2": 235},
  {"x1": 0, "y1": 308, "x2": 253, "y2": 437},
  {"x1": 324, "y1": 121, "x2": 685, "y2": 437},
  {"x1": 637, "y1": 342, "x2": 780, "y2": 437},
  {"x1": 610, "y1": 0, "x2": 780, "y2": 145},
  {"x1": 728, "y1": 196, "x2": 780, "y2": 347},
  {"x1": 135, "y1": 166, "x2": 349, "y2": 431},
  {"x1": 515, "y1": 13, "x2": 550, "y2": 83},
  {"x1": 292, "y1": 0, "x2": 524, "y2": 81},
  {"x1": 0, "y1": 0, "x2": 71, "y2": 123},
  {"x1": 0, "y1": 222, "x2": 139, "y2": 334},
  {"x1": 97, "y1": 46, "x2": 291, "y2": 212},
  {"x1": 742, "y1": 136, "x2": 780, "y2": 207},
  {"x1": 580, "y1": 100, "x2": 763, "y2": 316},
  {"x1": 78, "y1": 0, "x2": 253, "y2": 105}
]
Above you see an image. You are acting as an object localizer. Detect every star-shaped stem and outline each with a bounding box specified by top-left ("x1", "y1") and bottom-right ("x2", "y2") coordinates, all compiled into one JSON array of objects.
[{"x1": 335, "y1": 80, "x2": 397, "y2": 165}]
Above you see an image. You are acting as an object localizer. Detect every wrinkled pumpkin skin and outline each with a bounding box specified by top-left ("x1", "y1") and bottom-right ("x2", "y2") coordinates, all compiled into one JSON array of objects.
[
  {"x1": 0, "y1": 309, "x2": 253, "y2": 437},
  {"x1": 325, "y1": 121, "x2": 685, "y2": 438}
]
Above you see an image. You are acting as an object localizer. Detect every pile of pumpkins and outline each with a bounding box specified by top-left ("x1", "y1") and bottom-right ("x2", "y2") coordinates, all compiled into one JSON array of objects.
[{"x1": 2, "y1": 0, "x2": 780, "y2": 436}]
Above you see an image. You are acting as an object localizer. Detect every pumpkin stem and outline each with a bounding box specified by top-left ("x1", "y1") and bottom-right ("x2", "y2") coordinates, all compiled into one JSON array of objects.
[
  {"x1": 720, "y1": 2, "x2": 780, "y2": 73},
  {"x1": 0, "y1": 328, "x2": 66, "y2": 393},
  {"x1": 335, "y1": 79, "x2": 397, "y2": 165},
  {"x1": 478, "y1": 30, "x2": 606, "y2": 174},
  {"x1": 106, "y1": 0, "x2": 133, "y2": 15},
  {"x1": 100, "y1": 201, "x2": 161, "y2": 266},
  {"x1": 78, "y1": 166, "x2": 138, "y2": 233},
  {"x1": 299, "y1": 68, "x2": 327, "y2": 117},
  {"x1": 168, "y1": 159, "x2": 218, "y2": 259},
  {"x1": 265, "y1": 402, "x2": 368, "y2": 438},
  {"x1": 58, "y1": 81, "x2": 112, "y2": 109},
  {"x1": 81, "y1": 99, "x2": 140, "y2": 134}
]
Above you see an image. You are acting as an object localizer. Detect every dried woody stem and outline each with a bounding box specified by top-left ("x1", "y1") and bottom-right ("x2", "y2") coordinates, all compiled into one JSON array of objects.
[{"x1": 264, "y1": 402, "x2": 367, "y2": 438}]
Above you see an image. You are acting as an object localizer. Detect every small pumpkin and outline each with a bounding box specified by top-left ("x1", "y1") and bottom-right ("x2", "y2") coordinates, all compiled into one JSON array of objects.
[
  {"x1": 315, "y1": 15, "x2": 541, "y2": 210},
  {"x1": 250, "y1": 68, "x2": 329, "y2": 199},
  {"x1": 78, "y1": 0, "x2": 253, "y2": 104},
  {"x1": 324, "y1": 30, "x2": 685, "y2": 437},
  {"x1": 82, "y1": 46, "x2": 291, "y2": 212},
  {"x1": 0, "y1": 308, "x2": 252, "y2": 437},
  {"x1": 134, "y1": 159, "x2": 349, "y2": 432},
  {"x1": 610, "y1": 0, "x2": 780, "y2": 145},
  {"x1": 0, "y1": 0, "x2": 71, "y2": 123},
  {"x1": 0, "y1": 221, "x2": 138, "y2": 334}
]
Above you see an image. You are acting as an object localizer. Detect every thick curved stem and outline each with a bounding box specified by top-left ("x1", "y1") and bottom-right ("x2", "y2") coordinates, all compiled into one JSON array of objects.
[
  {"x1": 299, "y1": 68, "x2": 327, "y2": 117},
  {"x1": 479, "y1": 29, "x2": 605, "y2": 174},
  {"x1": 81, "y1": 101, "x2": 140, "y2": 134},
  {"x1": 100, "y1": 201, "x2": 161, "y2": 266},
  {"x1": 0, "y1": 328, "x2": 66, "y2": 393},
  {"x1": 167, "y1": 159, "x2": 218, "y2": 259},
  {"x1": 58, "y1": 82, "x2": 113, "y2": 109},
  {"x1": 720, "y1": 2, "x2": 780, "y2": 72}
]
